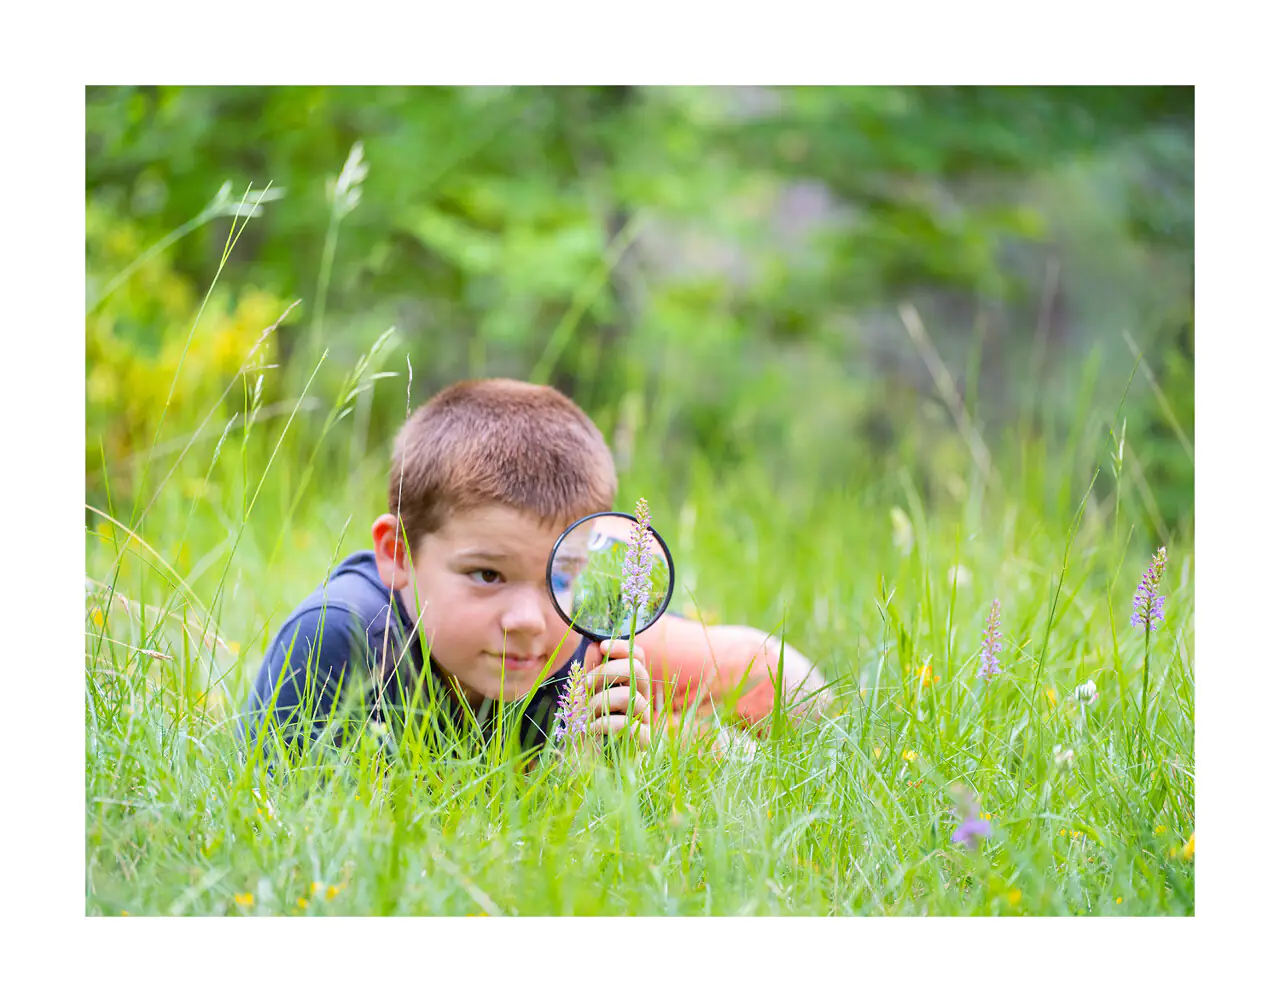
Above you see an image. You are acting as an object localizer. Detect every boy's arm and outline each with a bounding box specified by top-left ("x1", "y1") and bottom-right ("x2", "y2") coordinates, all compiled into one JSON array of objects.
[{"x1": 641, "y1": 613, "x2": 830, "y2": 730}]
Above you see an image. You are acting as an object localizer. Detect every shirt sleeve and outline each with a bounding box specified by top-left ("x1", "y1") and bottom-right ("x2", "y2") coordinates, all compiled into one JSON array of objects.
[{"x1": 242, "y1": 603, "x2": 374, "y2": 752}]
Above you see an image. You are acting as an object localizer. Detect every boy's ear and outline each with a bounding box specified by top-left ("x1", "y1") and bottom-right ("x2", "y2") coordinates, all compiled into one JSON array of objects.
[{"x1": 371, "y1": 514, "x2": 414, "y2": 590}]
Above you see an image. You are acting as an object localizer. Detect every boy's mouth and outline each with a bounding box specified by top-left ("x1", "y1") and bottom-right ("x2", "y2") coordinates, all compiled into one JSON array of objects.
[{"x1": 487, "y1": 652, "x2": 550, "y2": 671}]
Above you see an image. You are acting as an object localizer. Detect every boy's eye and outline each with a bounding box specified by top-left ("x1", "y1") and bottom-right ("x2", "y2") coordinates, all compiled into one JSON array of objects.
[{"x1": 468, "y1": 568, "x2": 502, "y2": 585}]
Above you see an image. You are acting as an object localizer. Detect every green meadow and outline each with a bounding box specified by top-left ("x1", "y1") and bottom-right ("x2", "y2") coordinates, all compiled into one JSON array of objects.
[{"x1": 85, "y1": 86, "x2": 1193, "y2": 916}]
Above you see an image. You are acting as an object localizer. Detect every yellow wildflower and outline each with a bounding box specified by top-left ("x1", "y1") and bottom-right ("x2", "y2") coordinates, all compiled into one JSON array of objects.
[
  {"x1": 228, "y1": 641, "x2": 241, "y2": 656},
  {"x1": 325, "y1": 883, "x2": 344, "y2": 902},
  {"x1": 297, "y1": 897, "x2": 309, "y2": 909},
  {"x1": 890, "y1": 506, "x2": 914, "y2": 555},
  {"x1": 1154, "y1": 825, "x2": 1167, "y2": 835},
  {"x1": 1045, "y1": 687, "x2": 1057, "y2": 707},
  {"x1": 90, "y1": 607, "x2": 105, "y2": 628},
  {"x1": 873, "y1": 747, "x2": 883, "y2": 759},
  {"x1": 1181, "y1": 833, "x2": 1195, "y2": 860},
  {"x1": 1006, "y1": 889, "x2": 1022, "y2": 906},
  {"x1": 1115, "y1": 897, "x2": 1123, "y2": 905},
  {"x1": 980, "y1": 812, "x2": 994, "y2": 821},
  {"x1": 234, "y1": 892, "x2": 254, "y2": 908},
  {"x1": 120, "y1": 911, "x2": 129, "y2": 916},
  {"x1": 902, "y1": 749, "x2": 917, "y2": 762},
  {"x1": 917, "y1": 661, "x2": 940, "y2": 688}
]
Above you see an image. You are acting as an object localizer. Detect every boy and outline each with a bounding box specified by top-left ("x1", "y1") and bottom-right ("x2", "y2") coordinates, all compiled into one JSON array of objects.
[{"x1": 244, "y1": 378, "x2": 826, "y2": 757}]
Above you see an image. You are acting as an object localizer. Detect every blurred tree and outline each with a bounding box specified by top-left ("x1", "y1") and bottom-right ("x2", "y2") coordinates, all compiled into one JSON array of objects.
[{"x1": 85, "y1": 85, "x2": 1192, "y2": 516}]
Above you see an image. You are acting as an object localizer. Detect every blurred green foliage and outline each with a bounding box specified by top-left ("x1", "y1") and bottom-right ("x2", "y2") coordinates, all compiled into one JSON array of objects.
[{"x1": 86, "y1": 86, "x2": 1192, "y2": 534}]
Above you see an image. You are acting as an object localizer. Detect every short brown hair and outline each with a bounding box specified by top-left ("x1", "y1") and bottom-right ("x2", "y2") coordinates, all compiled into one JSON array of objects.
[{"x1": 388, "y1": 379, "x2": 617, "y2": 553}]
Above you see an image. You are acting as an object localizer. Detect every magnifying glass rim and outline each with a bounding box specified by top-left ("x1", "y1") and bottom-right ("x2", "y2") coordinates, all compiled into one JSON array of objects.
[{"x1": 545, "y1": 510, "x2": 676, "y2": 643}]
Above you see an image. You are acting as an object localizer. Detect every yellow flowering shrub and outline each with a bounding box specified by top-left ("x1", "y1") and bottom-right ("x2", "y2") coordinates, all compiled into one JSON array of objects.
[{"x1": 86, "y1": 201, "x2": 286, "y2": 485}]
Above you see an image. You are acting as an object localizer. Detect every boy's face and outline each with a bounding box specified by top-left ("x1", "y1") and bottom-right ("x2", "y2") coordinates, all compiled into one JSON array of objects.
[{"x1": 400, "y1": 504, "x2": 585, "y2": 705}]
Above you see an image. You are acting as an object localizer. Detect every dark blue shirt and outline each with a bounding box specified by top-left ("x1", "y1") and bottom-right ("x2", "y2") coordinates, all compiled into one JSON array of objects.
[{"x1": 243, "y1": 551, "x2": 587, "y2": 755}]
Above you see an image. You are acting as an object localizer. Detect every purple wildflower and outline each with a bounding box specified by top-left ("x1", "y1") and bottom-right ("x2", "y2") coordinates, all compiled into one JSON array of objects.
[
  {"x1": 551, "y1": 660, "x2": 590, "y2": 742},
  {"x1": 979, "y1": 599, "x2": 1003, "y2": 680},
  {"x1": 620, "y1": 498, "x2": 654, "y2": 616},
  {"x1": 1130, "y1": 546, "x2": 1168, "y2": 631},
  {"x1": 949, "y1": 784, "x2": 991, "y2": 851},
  {"x1": 951, "y1": 816, "x2": 993, "y2": 851}
]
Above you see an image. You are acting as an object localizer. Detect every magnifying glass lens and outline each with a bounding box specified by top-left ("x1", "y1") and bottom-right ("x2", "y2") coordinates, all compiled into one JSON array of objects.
[{"x1": 545, "y1": 512, "x2": 675, "y2": 644}]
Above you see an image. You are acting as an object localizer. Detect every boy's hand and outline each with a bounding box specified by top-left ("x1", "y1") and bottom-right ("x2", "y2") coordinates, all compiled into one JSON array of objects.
[{"x1": 581, "y1": 639, "x2": 651, "y2": 748}]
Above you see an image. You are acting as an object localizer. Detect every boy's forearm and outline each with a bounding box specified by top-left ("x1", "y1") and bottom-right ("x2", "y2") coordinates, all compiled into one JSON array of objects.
[{"x1": 712, "y1": 625, "x2": 829, "y2": 728}]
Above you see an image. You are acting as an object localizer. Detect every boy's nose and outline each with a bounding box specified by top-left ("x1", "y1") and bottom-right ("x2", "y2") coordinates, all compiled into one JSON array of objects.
[{"x1": 499, "y1": 584, "x2": 549, "y2": 636}]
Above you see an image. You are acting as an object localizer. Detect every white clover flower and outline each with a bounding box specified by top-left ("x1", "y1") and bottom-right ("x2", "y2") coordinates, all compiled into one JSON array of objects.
[{"x1": 1072, "y1": 679, "x2": 1099, "y2": 706}]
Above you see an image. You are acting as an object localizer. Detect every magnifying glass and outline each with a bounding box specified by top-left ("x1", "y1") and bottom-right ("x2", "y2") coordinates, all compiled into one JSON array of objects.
[{"x1": 546, "y1": 511, "x2": 675, "y2": 644}]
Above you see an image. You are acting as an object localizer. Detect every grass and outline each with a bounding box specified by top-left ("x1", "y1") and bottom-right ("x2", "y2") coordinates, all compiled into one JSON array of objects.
[
  {"x1": 84, "y1": 355, "x2": 1194, "y2": 916},
  {"x1": 85, "y1": 189, "x2": 1193, "y2": 917}
]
